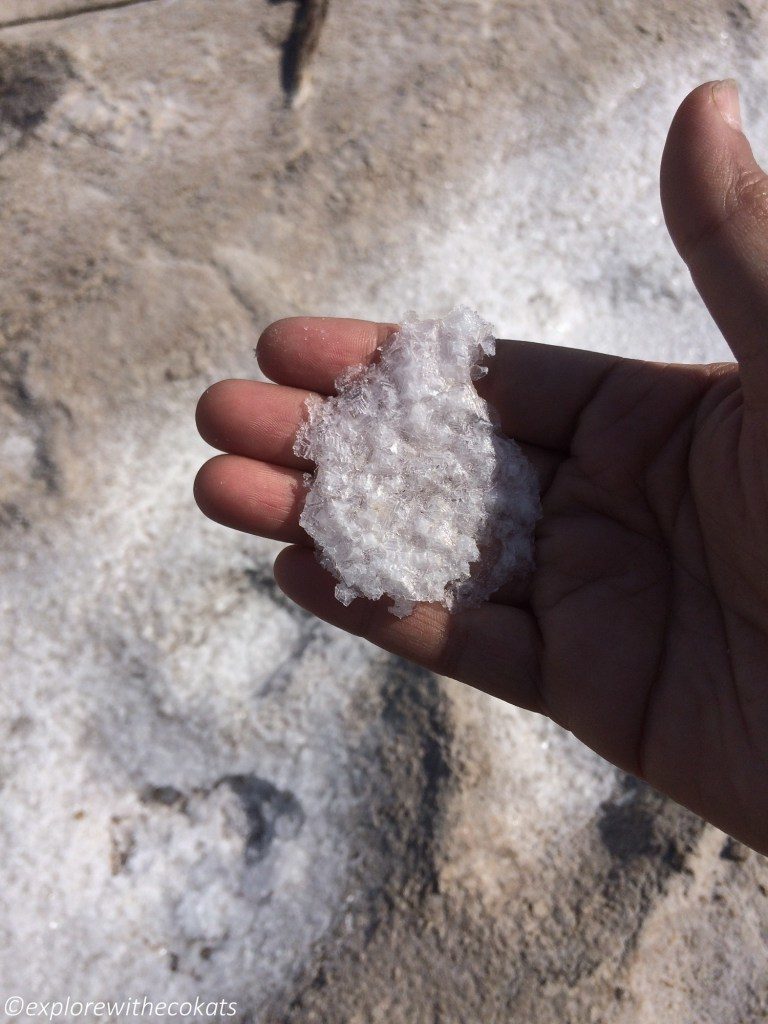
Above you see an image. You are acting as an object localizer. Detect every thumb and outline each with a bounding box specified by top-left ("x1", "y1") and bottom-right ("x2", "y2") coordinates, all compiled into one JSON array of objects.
[{"x1": 661, "y1": 79, "x2": 768, "y2": 407}]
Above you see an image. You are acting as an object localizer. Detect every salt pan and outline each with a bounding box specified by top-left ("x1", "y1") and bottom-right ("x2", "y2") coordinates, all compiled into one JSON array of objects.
[{"x1": 295, "y1": 307, "x2": 541, "y2": 617}]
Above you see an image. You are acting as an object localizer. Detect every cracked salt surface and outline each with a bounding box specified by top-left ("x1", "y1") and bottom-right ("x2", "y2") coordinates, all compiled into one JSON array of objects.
[{"x1": 295, "y1": 307, "x2": 541, "y2": 617}]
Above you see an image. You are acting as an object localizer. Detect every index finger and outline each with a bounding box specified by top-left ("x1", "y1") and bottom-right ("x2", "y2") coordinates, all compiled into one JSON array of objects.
[{"x1": 256, "y1": 316, "x2": 626, "y2": 452}]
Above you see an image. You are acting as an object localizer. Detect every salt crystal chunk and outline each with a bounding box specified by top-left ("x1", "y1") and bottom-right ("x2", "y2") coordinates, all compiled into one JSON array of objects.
[{"x1": 295, "y1": 306, "x2": 541, "y2": 618}]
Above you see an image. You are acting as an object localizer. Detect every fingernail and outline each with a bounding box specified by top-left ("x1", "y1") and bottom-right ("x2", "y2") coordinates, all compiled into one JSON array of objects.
[{"x1": 713, "y1": 78, "x2": 742, "y2": 130}]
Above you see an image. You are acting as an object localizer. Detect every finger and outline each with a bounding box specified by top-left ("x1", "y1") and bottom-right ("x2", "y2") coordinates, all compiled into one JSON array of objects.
[
  {"x1": 260, "y1": 317, "x2": 631, "y2": 453},
  {"x1": 257, "y1": 317, "x2": 395, "y2": 394},
  {"x1": 273, "y1": 545, "x2": 545, "y2": 712},
  {"x1": 196, "y1": 378, "x2": 562, "y2": 495},
  {"x1": 661, "y1": 79, "x2": 768, "y2": 407},
  {"x1": 194, "y1": 454, "x2": 309, "y2": 544},
  {"x1": 196, "y1": 379, "x2": 314, "y2": 470}
]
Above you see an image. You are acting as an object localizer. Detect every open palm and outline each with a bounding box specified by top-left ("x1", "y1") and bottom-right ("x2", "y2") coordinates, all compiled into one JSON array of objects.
[{"x1": 195, "y1": 82, "x2": 768, "y2": 853}]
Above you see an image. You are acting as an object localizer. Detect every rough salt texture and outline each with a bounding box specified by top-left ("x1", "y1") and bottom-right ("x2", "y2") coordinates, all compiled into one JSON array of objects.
[
  {"x1": 296, "y1": 307, "x2": 540, "y2": 617},
  {"x1": 2, "y1": 2, "x2": 768, "y2": 1023}
]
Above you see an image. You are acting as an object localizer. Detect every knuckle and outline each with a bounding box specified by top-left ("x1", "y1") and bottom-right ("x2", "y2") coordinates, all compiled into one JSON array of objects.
[
  {"x1": 729, "y1": 168, "x2": 768, "y2": 226},
  {"x1": 684, "y1": 167, "x2": 768, "y2": 266}
]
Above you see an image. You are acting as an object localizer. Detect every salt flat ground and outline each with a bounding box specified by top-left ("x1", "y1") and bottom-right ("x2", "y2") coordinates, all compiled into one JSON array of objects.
[{"x1": 0, "y1": 1, "x2": 766, "y2": 1021}]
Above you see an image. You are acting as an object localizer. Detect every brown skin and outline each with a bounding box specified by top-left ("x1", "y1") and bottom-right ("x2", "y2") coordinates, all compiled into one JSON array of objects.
[{"x1": 195, "y1": 82, "x2": 768, "y2": 855}]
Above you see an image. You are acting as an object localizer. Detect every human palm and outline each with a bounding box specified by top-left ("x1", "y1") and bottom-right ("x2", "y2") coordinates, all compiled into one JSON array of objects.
[
  {"x1": 195, "y1": 81, "x2": 768, "y2": 853},
  {"x1": 529, "y1": 352, "x2": 768, "y2": 853}
]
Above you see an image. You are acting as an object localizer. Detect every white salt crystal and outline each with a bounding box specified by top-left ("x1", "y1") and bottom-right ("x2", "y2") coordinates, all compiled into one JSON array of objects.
[{"x1": 295, "y1": 306, "x2": 541, "y2": 618}]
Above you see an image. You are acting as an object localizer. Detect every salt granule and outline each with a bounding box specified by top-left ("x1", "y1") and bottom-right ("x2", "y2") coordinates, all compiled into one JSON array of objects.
[{"x1": 294, "y1": 306, "x2": 541, "y2": 618}]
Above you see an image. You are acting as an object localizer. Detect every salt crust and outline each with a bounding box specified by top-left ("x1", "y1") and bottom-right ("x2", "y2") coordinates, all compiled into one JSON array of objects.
[{"x1": 295, "y1": 307, "x2": 541, "y2": 617}]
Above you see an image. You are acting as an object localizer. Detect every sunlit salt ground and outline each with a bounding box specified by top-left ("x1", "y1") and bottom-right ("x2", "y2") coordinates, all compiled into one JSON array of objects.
[
  {"x1": 1, "y1": 2, "x2": 767, "y2": 1020},
  {"x1": 312, "y1": 49, "x2": 743, "y2": 368}
]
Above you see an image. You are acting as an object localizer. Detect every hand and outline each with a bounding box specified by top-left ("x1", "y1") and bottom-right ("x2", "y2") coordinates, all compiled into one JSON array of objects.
[{"x1": 195, "y1": 81, "x2": 768, "y2": 855}]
